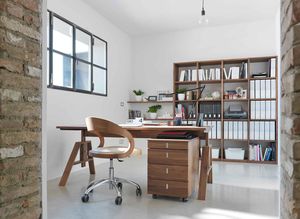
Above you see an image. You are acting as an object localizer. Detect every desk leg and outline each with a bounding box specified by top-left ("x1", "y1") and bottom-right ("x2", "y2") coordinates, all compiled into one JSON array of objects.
[
  {"x1": 198, "y1": 146, "x2": 209, "y2": 200},
  {"x1": 208, "y1": 147, "x2": 213, "y2": 184},
  {"x1": 59, "y1": 142, "x2": 81, "y2": 186}
]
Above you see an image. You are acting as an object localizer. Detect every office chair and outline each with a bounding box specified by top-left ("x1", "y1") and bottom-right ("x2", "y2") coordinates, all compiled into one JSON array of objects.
[{"x1": 81, "y1": 117, "x2": 142, "y2": 205}]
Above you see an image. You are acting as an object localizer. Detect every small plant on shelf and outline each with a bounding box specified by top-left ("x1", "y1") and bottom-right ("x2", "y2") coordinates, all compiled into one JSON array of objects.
[
  {"x1": 176, "y1": 88, "x2": 187, "y2": 101},
  {"x1": 147, "y1": 105, "x2": 162, "y2": 119},
  {"x1": 133, "y1": 89, "x2": 145, "y2": 101}
]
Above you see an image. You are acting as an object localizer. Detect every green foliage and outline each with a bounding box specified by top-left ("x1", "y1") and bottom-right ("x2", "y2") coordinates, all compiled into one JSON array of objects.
[
  {"x1": 147, "y1": 105, "x2": 162, "y2": 113},
  {"x1": 176, "y1": 88, "x2": 187, "y2": 94},
  {"x1": 133, "y1": 89, "x2": 144, "y2": 96}
]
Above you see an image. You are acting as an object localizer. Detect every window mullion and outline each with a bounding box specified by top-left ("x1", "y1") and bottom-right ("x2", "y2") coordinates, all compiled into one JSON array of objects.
[
  {"x1": 49, "y1": 12, "x2": 53, "y2": 86},
  {"x1": 72, "y1": 24, "x2": 76, "y2": 90}
]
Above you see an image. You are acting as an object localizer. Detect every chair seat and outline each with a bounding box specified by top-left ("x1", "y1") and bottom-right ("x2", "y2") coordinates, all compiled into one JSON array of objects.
[{"x1": 90, "y1": 146, "x2": 142, "y2": 158}]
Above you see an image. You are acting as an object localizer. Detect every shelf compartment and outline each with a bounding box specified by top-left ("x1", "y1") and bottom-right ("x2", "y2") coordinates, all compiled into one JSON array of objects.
[
  {"x1": 199, "y1": 99, "x2": 221, "y2": 102},
  {"x1": 175, "y1": 100, "x2": 198, "y2": 103},
  {"x1": 223, "y1": 118, "x2": 248, "y2": 121}
]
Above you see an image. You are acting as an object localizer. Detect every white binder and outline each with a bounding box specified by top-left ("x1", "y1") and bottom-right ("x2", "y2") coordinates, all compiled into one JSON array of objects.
[
  {"x1": 228, "y1": 122, "x2": 233, "y2": 139},
  {"x1": 271, "y1": 80, "x2": 276, "y2": 99},
  {"x1": 250, "y1": 81, "x2": 255, "y2": 99},
  {"x1": 224, "y1": 121, "x2": 228, "y2": 139},
  {"x1": 243, "y1": 121, "x2": 248, "y2": 140},
  {"x1": 271, "y1": 101, "x2": 276, "y2": 119}
]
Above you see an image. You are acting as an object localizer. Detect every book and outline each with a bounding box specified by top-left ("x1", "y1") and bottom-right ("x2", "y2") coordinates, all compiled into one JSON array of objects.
[
  {"x1": 179, "y1": 70, "x2": 185, "y2": 81},
  {"x1": 231, "y1": 67, "x2": 240, "y2": 79},
  {"x1": 216, "y1": 68, "x2": 221, "y2": 80},
  {"x1": 192, "y1": 69, "x2": 197, "y2": 81},
  {"x1": 270, "y1": 58, "x2": 276, "y2": 77}
]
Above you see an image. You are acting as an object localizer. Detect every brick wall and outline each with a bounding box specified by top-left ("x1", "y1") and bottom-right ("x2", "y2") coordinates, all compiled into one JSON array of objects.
[
  {"x1": 281, "y1": 0, "x2": 300, "y2": 218},
  {"x1": 0, "y1": 0, "x2": 42, "y2": 218}
]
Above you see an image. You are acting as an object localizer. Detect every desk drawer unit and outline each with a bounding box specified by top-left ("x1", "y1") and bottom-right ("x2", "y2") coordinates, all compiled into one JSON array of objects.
[{"x1": 147, "y1": 138, "x2": 199, "y2": 201}]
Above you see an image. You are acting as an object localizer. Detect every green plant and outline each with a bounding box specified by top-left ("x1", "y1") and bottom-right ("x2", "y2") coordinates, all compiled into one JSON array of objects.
[
  {"x1": 147, "y1": 105, "x2": 162, "y2": 113},
  {"x1": 133, "y1": 89, "x2": 144, "y2": 96},
  {"x1": 176, "y1": 88, "x2": 187, "y2": 94}
]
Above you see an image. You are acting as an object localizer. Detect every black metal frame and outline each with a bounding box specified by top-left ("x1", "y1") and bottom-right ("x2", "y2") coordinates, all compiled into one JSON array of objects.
[{"x1": 47, "y1": 10, "x2": 108, "y2": 96}]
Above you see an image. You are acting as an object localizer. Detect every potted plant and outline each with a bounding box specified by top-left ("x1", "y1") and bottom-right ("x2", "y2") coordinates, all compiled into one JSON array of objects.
[
  {"x1": 133, "y1": 89, "x2": 145, "y2": 101},
  {"x1": 147, "y1": 105, "x2": 162, "y2": 119},
  {"x1": 176, "y1": 88, "x2": 186, "y2": 101}
]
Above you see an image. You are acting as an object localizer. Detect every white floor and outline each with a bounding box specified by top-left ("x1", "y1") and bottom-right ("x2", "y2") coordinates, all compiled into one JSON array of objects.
[{"x1": 48, "y1": 155, "x2": 279, "y2": 219}]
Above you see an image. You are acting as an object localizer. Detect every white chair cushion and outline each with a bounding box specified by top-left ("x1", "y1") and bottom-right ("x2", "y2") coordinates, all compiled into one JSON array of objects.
[{"x1": 90, "y1": 146, "x2": 142, "y2": 157}]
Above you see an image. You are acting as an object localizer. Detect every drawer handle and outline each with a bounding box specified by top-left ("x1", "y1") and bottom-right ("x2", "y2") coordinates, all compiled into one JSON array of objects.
[
  {"x1": 166, "y1": 152, "x2": 168, "y2": 158},
  {"x1": 166, "y1": 168, "x2": 169, "y2": 174},
  {"x1": 166, "y1": 184, "x2": 168, "y2": 190},
  {"x1": 166, "y1": 143, "x2": 169, "y2": 149}
]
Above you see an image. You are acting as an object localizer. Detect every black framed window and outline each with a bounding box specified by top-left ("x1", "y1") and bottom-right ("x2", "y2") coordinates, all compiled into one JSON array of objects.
[{"x1": 47, "y1": 10, "x2": 108, "y2": 96}]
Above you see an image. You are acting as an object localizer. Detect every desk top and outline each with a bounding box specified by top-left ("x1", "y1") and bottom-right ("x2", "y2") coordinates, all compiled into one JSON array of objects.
[{"x1": 56, "y1": 125, "x2": 210, "y2": 139}]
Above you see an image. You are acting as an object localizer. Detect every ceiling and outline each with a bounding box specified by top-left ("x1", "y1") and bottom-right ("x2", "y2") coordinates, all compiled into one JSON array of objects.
[{"x1": 82, "y1": 0, "x2": 279, "y2": 36}]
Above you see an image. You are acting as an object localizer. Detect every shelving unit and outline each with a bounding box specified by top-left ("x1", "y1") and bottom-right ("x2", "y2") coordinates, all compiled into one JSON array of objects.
[{"x1": 173, "y1": 56, "x2": 278, "y2": 164}]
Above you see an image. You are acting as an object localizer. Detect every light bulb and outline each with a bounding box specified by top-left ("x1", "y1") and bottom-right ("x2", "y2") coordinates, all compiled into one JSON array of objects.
[{"x1": 198, "y1": 9, "x2": 208, "y2": 25}]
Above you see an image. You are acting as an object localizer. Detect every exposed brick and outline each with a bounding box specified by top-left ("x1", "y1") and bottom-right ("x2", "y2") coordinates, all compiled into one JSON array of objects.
[
  {"x1": 7, "y1": 2, "x2": 24, "y2": 19},
  {"x1": 0, "y1": 117, "x2": 23, "y2": 130},
  {"x1": 0, "y1": 131, "x2": 40, "y2": 146},
  {"x1": 0, "y1": 145, "x2": 24, "y2": 160},
  {"x1": 0, "y1": 58, "x2": 24, "y2": 74},
  {"x1": 0, "y1": 88, "x2": 22, "y2": 101},
  {"x1": 0, "y1": 102, "x2": 41, "y2": 118},
  {"x1": 23, "y1": 14, "x2": 40, "y2": 28},
  {"x1": 26, "y1": 65, "x2": 41, "y2": 78},
  {"x1": 282, "y1": 45, "x2": 300, "y2": 73},
  {"x1": 13, "y1": 0, "x2": 40, "y2": 13},
  {"x1": 0, "y1": 16, "x2": 40, "y2": 40}
]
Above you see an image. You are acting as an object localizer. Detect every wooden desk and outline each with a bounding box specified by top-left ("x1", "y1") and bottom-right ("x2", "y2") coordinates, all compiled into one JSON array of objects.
[{"x1": 56, "y1": 125, "x2": 212, "y2": 200}]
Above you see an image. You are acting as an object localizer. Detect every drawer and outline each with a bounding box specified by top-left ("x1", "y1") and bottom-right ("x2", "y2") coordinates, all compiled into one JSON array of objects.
[
  {"x1": 148, "y1": 149, "x2": 188, "y2": 165},
  {"x1": 148, "y1": 164, "x2": 188, "y2": 181},
  {"x1": 148, "y1": 140, "x2": 189, "y2": 150},
  {"x1": 148, "y1": 179, "x2": 189, "y2": 198}
]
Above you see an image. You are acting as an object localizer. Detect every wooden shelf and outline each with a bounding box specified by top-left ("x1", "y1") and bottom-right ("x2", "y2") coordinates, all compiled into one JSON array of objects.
[
  {"x1": 223, "y1": 79, "x2": 248, "y2": 83},
  {"x1": 175, "y1": 100, "x2": 197, "y2": 103},
  {"x1": 199, "y1": 99, "x2": 221, "y2": 102},
  {"x1": 223, "y1": 99, "x2": 248, "y2": 102},
  {"x1": 223, "y1": 118, "x2": 248, "y2": 121},
  {"x1": 127, "y1": 101, "x2": 173, "y2": 103},
  {"x1": 199, "y1": 80, "x2": 221, "y2": 84},
  {"x1": 175, "y1": 81, "x2": 197, "y2": 85},
  {"x1": 250, "y1": 77, "x2": 276, "y2": 80},
  {"x1": 144, "y1": 118, "x2": 173, "y2": 121},
  {"x1": 173, "y1": 56, "x2": 278, "y2": 165},
  {"x1": 250, "y1": 98, "x2": 276, "y2": 101}
]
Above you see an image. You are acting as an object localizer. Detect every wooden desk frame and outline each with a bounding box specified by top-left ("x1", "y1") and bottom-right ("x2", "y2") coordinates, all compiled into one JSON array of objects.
[{"x1": 56, "y1": 125, "x2": 212, "y2": 200}]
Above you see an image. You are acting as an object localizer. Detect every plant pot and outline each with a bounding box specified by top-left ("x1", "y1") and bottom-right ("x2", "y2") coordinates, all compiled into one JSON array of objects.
[
  {"x1": 177, "y1": 93, "x2": 185, "y2": 101},
  {"x1": 149, "y1": 113, "x2": 157, "y2": 119},
  {"x1": 135, "y1": 95, "x2": 143, "y2": 101}
]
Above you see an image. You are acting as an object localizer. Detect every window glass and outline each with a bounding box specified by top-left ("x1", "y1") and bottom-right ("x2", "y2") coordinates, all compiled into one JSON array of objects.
[
  {"x1": 75, "y1": 60, "x2": 91, "y2": 91},
  {"x1": 52, "y1": 52, "x2": 73, "y2": 88},
  {"x1": 93, "y1": 67, "x2": 106, "y2": 94},
  {"x1": 53, "y1": 17, "x2": 73, "y2": 55},
  {"x1": 93, "y1": 37, "x2": 106, "y2": 67},
  {"x1": 47, "y1": 11, "x2": 50, "y2": 48},
  {"x1": 76, "y1": 29, "x2": 91, "y2": 62}
]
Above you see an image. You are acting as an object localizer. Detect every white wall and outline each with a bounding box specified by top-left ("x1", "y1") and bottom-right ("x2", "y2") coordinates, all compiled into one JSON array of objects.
[
  {"x1": 47, "y1": 0, "x2": 132, "y2": 180},
  {"x1": 132, "y1": 19, "x2": 277, "y2": 95}
]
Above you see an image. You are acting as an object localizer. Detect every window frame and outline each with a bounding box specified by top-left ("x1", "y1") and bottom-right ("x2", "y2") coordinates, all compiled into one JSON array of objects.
[{"x1": 47, "y1": 10, "x2": 108, "y2": 96}]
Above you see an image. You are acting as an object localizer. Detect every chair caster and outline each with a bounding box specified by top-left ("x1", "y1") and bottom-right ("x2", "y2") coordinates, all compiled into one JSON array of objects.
[
  {"x1": 136, "y1": 187, "x2": 142, "y2": 196},
  {"x1": 152, "y1": 194, "x2": 158, "y2": 199},
  {"x1": 117, "y1": 182, "x2": 122, "y2": 191},
  {"x1": 81, "y1": 194, "x2": 89, "y2": 203},
  {"x1": 181, "y1": 198, "x2": 188, "y2": 202},
  {"x1": 115, "y1": 196, "x2": 122, "y2": 205}
]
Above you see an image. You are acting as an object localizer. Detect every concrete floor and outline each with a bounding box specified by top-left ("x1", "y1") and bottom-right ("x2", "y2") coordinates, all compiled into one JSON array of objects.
[{"x1": 48, "y1": 155, "x2": 279, "y2": 219}]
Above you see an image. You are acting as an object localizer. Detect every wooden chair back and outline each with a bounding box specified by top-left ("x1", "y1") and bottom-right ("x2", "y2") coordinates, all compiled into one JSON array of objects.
[{"x1": 85, "y1": 117, "x2": 135, "y2": 158}]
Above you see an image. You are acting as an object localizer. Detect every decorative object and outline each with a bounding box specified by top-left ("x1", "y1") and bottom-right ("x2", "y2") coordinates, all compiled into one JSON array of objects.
[
  {"x1": 186, "y1": 91, "x2": 193, "y2": 100},
  {"x1": 133, "y1": 89, "x2": 144, "y2": 101},
  {"x1": 147, "y1": 96, "x2": 157, "y2": 101},
  {"x1": 147, "y1": 105, "x2": 162, "y2": 119},
  {"x1": 211, "y1": 91, "x2": 221, "y2": 99},
  {"x1": 198, "y1": 0, "x2": 208, "y2": 25},
  {"x1": 176, "y1": 88, "x2": 187, "y2": 101}
]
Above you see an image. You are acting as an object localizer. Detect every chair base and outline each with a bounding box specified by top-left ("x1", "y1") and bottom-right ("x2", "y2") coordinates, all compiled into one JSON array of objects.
[{"x1": 81, "y1": 159, "x2": 142, "y2": 205}]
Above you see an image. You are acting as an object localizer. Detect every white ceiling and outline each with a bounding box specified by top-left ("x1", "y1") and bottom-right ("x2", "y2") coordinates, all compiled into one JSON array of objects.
[{"x1": 82, "y1": 0, "x2": 279, "y2": 36}]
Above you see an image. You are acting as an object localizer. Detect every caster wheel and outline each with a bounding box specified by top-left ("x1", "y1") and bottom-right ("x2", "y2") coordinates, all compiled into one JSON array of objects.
[
  {"x1": 117, "y1": 182, "x2": 123, "y2": 191},
  {"x1": 115, "y1": 196, "x2": 122, "y2": 205},
  {"x1": 81, "y1": 194, "x2": 89, "y2": 203},
  {"x1": 181, "y1": 198, "x2": 188, "y2": 202},
  {"x1": 152, "y1": 194, "x2": 158, "y2": 199},
  {"x1": 136, "y1": 187, "x2": 142, "y2": 196}
]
